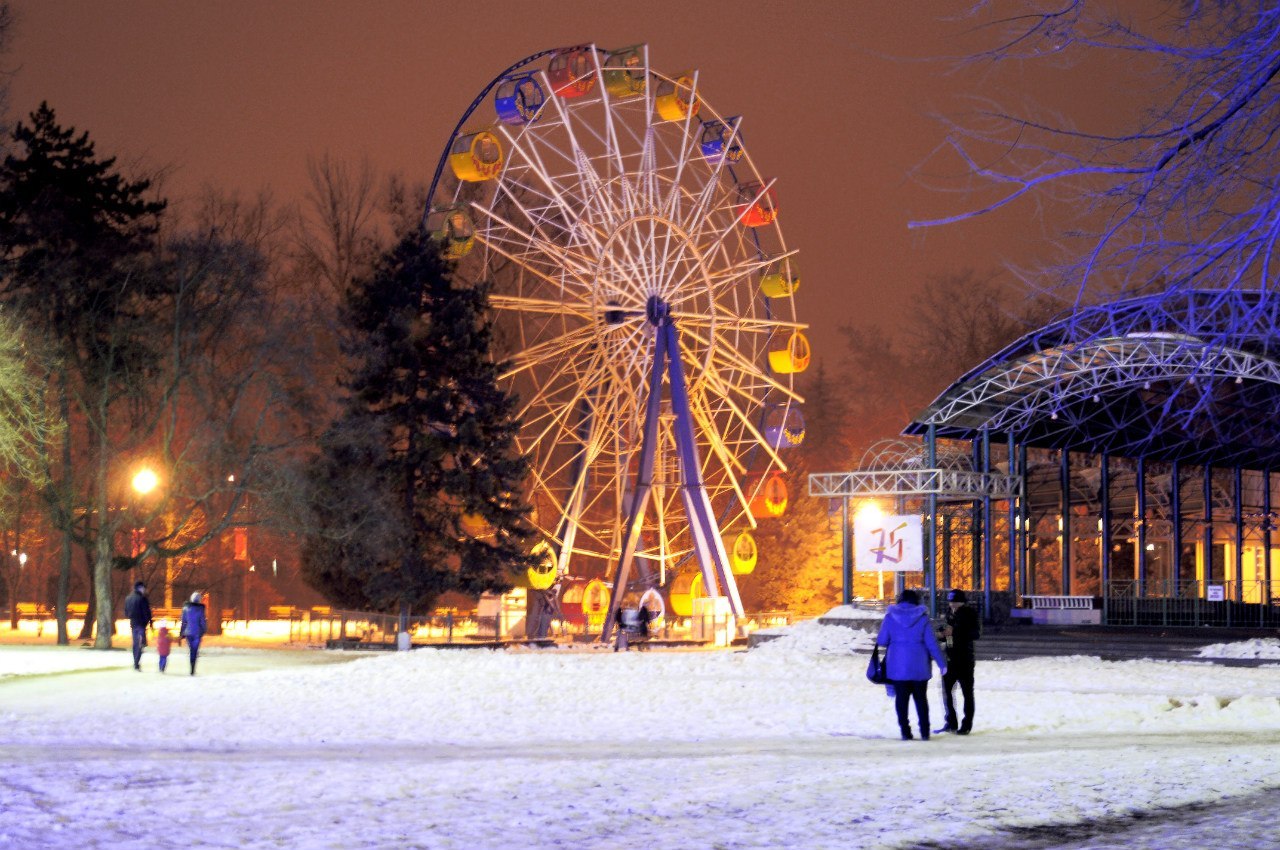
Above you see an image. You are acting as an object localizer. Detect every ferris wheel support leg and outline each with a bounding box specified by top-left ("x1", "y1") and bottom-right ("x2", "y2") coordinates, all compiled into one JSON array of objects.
[
  {"x1": 602, "y1": 328, "x2": 667, "y2": 644},
  {"x1": 662, "y1": 322, "x2": 745, "y2": 619}
]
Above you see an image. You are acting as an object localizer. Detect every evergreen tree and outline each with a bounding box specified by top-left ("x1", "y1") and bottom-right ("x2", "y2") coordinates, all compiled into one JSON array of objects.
[
  {"x1": 746, "y1": 363, "x2": 847, "y2": 615},
  {"x1": 0, "y1": 103, "x2": 166, "y2": 646},
  {"x1": 302, "y1": 226, "x2": 535, "y2": 615}
]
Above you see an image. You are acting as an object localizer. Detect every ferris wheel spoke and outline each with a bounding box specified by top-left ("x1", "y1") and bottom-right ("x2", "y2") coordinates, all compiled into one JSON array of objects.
[
  {"x1": 670, "y1": 309, "x2": 806, "y2": 333},
  {"x1": 498, "y1": 127, "x2": 609, "y2": 257},
  {"x1": 499, "y1": 323, "x2": 597, "y2": 381},
  {"x1": 480, "y1": 183, "x2": 598, "y2": 271},
  {"x1": 473, "y1": 211, "x2": 596, "y2": 293},
  {"x1": 490, "y1": 293, "x2": 594, "y2": 321},
  {"x1": 673, "y1": 319, "x2": 799, "y2": 402},
  {"x1": 696, "y1": 366, "x2": 789, "y2": 475}
]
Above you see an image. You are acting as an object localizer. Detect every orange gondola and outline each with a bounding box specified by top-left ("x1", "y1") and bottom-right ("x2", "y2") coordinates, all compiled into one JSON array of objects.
[
  {"x1": 745, "y1": 472, "x2": 789, "y2": 519},
  {"x1": 448, "y1": 130, "x2": 503, "y2": 182}
]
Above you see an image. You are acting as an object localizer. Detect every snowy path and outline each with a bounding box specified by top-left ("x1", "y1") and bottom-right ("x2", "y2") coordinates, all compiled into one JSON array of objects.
[{"x1": 3, "y1": 628, "x2": 1280, "y2": 849}]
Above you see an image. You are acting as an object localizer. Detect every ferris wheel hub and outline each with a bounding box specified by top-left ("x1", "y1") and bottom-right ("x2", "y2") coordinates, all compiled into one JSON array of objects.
[{"x1": 645, "y1": 295, "x2": 671, "y2": 327}]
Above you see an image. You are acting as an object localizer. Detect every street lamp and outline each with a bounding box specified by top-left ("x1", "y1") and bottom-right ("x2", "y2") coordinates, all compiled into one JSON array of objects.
[{"x1": 132, "y1": 467, "x2": 159, "y2": 495}]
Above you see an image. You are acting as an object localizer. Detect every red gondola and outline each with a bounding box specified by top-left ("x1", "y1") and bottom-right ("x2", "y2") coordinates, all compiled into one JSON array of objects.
[{"x1": 547, "y1": 48, "x2": 596, "y2": 99}]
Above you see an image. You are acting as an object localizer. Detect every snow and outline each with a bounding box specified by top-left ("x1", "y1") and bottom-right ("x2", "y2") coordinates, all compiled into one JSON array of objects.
[
  {"x1": 3, "y1": 625, "x2": 1280, "y2": 849},
  {"x1": 1196, "y1": 637, "x2": 1280, "y2": 659},
  {"x1": 819, "y1": 603, "x2": 886, "y2": 620}
]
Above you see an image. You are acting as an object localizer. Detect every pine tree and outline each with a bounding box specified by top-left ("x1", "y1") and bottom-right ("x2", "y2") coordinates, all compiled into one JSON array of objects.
[
  {"x1": 0, "y1": 103, "x2": 166, "y2": 646},
  {"x1": 302, "y1": 226, "x2": 535, "y2": 616},
  {"x1": 746, "y1": 363, "x2": 848, "y2": 616}
]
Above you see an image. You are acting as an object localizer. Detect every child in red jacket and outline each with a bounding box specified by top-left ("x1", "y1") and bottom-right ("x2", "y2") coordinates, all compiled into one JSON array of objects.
[{"x1": 156, "y1": 625, "x2": 172, "y2": 673}]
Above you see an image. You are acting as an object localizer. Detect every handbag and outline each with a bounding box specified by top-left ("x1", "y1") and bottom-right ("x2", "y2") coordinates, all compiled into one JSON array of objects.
[{"x1": 866, "y1": 645, "x2": 888, "y2": 685}]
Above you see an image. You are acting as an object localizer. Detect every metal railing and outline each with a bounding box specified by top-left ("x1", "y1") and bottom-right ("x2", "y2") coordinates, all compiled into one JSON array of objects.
[{"x1": 1103, "y1": 580, "x2": 1280, "y2": 627}]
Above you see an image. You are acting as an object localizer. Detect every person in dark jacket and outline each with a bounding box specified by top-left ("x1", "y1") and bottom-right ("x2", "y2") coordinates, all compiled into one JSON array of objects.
[
  {"x1": 123, "y1": 581, "x2": 153, "y2": 672},
  {"x1": 179, "y1": 592, "x2": 208, "y2": 676},
  {"x1": 938, "y1": 588, "x2": 981, "y2": 735},
  {"x1": 876, "y1": 589, "x2": 947, "y2": 741}
]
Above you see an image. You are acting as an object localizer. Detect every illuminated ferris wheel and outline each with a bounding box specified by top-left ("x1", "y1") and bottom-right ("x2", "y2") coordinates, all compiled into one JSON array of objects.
[{"x1": 425, "y1": 44, "x2": 808, "y2": 629}]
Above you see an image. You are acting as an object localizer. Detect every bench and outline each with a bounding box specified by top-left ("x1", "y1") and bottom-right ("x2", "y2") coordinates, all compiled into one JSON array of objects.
[
  {"x1": 269, "y1": 605, "x2": 295, "y2": 619},
  {"x1": 1026, "y1": 595, "x2": 1100, "y2": 625},
  {"x1": 1027, "y1": 595, "x2": 1095, "y2": 610},
  {"x1": 68, "y1": 603, "x2": 88, "y2": 617},
  {"x1": 15, "y1": 602, "x2": 48, "y2": 617}
]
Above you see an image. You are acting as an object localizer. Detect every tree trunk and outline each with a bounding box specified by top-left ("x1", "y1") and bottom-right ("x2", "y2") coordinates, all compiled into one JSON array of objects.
[
  {"x1": 92, "y1": 530, "x2": 114, "y2": 650},
  {"x1": 57, "y1": 533, "x2": 72, "y2": 645},
  {"x1": 56, "y1": 376, "x2": 72, "y2": 646}
]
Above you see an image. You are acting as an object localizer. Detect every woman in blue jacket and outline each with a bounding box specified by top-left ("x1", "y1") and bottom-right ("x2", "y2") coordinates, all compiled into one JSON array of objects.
[
  {"x1": 179, "y1": 592, "x2": 208, "y2": 676},
  {"x1": 876, "y1": 589, "x2": 947, "y2": 740}
]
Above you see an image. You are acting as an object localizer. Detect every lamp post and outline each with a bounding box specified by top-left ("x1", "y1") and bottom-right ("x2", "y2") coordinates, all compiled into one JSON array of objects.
[
  {"x1": 8, "y1": 549, "x2": 26, "y2": 630},
  {"x1": 131, "y1": 466, "x2": 164, "y2": 605}
]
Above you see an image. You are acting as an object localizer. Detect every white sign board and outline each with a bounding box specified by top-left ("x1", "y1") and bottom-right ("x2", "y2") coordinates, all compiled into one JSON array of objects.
[
  {"x1": 854, "y1": 514, "x2": 923, "y2": 572},
  {"x1": 1206, "y1": 584, "x2": 1225, "y2": 602}
]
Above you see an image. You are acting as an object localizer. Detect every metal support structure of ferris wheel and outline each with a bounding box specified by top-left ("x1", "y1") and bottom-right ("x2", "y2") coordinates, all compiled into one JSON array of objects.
[{"x1": 601, "y1": 297, "x2": 743, "y2": 642}]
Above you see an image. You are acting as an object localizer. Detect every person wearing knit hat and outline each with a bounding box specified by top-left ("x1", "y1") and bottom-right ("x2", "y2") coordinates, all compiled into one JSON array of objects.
[
  {"x1": 937, "y1": 588, "x2": 981, "y2": 735},
  {"x1": 179, "y1": 591, "x2": 208, "y2": 676}
]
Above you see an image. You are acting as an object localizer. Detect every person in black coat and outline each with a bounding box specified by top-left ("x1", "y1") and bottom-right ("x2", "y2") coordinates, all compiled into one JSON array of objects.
[
  {"x1": 123, "y1": 581, "x2": 153, "y2": 672},
  {"x1": 938, "y1": 588, "x2": 981, "y2": 735}
]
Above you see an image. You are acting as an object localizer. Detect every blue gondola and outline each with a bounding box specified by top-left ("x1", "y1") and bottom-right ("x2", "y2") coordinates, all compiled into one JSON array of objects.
[
  {"x1": 495, "y1": 74, "x2": 546, "y2": 125},
  {"x1": 763, "y1": 404, "x2": 806, "y2": 449},
  {"x1": 700, "y1": 118, "x2": 743, "y2": 164}
]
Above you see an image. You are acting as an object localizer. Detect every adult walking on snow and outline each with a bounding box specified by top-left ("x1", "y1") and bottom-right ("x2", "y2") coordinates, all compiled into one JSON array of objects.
[
  {"x1": 938, "y1": 588, "x2": 981, "y2": 735},
  {"x1": 876, "y1": 589, "x2": 947, "y2": 741},
  {"x1": 123, "y1": 581, "x2": 153, "y2": 672},
  {"x1": 179, "y1": 592, "x2": 208, "y2": 676}
]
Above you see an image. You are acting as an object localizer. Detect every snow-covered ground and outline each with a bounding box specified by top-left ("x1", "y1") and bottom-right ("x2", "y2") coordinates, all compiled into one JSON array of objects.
[
  {"x1": 1196, "y1": 636, "x2": 1280, "y2": 659},
  {"x1": 3, "y1": 624, "x2": 1280, "y2": 849}
]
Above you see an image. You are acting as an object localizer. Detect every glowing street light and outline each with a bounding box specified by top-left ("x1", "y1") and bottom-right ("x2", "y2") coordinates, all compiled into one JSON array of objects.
[{"x1": 132, "y1": 467, "x2": 159, "y2": 495}]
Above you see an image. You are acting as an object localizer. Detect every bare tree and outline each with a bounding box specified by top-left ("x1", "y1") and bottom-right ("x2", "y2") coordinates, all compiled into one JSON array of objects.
[
  {"x1": 840, "y1": 269, "x2": 1051, "y2": 453},
  {"x1": 912, "y1": 2, "x2": 1280, "y2": 303}
]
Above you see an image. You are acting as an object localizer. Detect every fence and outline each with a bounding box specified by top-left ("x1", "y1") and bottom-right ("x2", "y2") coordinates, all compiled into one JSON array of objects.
[
  {"x1": 285, "y1": 606, "x2": 791, "y2": 647},
  {"x1": 1103, "y1": 580, "x2": 1280, "y2": 628}
]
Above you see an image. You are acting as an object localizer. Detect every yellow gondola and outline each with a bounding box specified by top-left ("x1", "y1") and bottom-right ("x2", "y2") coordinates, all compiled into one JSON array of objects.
[
  {"x1": 669, "y1": 571, "x2": 705, "y2": 617},
  {"x1": 448, "y1": 130, "x2": 503, "y2": 182},
  {"x1": 527, "y1": 541, "x2": 557, "y2": 590},
  {"x1": 603, "y1": 45, "x2": 646, "y2": 98},
  {"x1": 655, "y1": 73, "x2": 699, "y2": 122},
  {"x1": 759, "y1": 259, "x2": 799, "y2": 298},
  {"x1": 768, "y1": 331, "x2": 811, "y2": 374},
  {"x1": 582, "y1": 578, "x2": 610, "y2": 628},
  {"x1": 729, "y1": 531, "x2": 758, "y2": 575}
]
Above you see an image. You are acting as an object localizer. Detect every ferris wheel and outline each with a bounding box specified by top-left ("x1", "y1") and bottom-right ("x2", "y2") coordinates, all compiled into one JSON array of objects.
[{"x1": 425, "y1": 44, "x2": 808, "y2": 632}]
